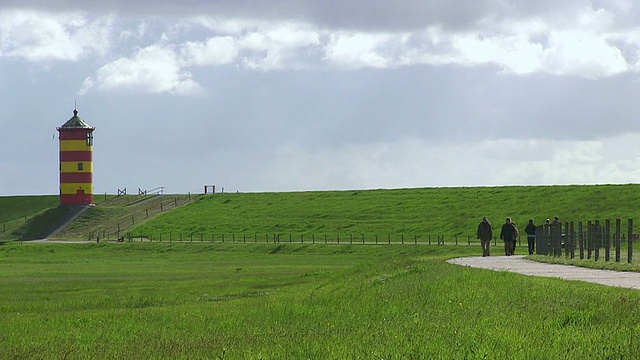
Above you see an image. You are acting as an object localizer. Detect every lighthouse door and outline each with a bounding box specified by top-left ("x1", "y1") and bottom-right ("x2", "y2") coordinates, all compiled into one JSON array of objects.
[{"x1": 77, "y1": 189, "x2": 85, "y2": 204}]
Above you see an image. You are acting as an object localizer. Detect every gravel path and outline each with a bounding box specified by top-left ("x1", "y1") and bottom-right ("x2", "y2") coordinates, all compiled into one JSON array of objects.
[{"x1": 447, "y1": 255, "x2": 640, "y2": 290}]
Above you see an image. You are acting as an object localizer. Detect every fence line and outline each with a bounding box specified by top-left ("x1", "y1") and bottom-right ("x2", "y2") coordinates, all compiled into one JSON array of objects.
[
  {"x1": 536, "y1": 218, "x2": 634, "y2": 264},
  {"x1": 93, "y1": 232, "x2": 546, "y2": 247},
  {"x1": 89, "y1": 218, "x2": 637, "y2": 265},
  {"x1": 95, "y1": 232, "x2": 502, "y2": 245}
]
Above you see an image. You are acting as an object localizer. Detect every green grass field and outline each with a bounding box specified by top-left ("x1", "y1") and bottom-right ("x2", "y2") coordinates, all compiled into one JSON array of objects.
[
  {"x1": 2, "y1": 242, "x2": 640, "y2": 359},
  {"x1": 2, "y1": 185, "x2": 640, "y2": 358}
]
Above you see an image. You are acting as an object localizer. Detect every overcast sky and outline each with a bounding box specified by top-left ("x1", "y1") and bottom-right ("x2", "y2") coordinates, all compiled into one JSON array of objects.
[{"x1": 2, "y1": 0, "x2": 640, "y2": 195}]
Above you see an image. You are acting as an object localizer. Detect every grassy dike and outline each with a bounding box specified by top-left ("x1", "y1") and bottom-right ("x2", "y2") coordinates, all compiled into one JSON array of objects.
[
  {"x1": 130, "y1": 184, "x2": 640, "y2": 239},
  {"x1": 2, "y1": 243, "x2": 640, "y2": 359}
]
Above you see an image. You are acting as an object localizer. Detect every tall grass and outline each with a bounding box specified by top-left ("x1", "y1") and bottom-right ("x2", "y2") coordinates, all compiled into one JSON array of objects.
[{"x1": 2, "y1": 243, "x2": 640, "y2": 359}]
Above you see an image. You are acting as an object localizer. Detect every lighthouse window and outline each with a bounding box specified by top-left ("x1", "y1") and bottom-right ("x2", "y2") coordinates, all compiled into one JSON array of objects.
[
  {"x1": 77, "y1": 163, "x2": 84, "y2": 171},
  {"x1": 86, "y1": 132, "x2": 93, "y2": 146}
]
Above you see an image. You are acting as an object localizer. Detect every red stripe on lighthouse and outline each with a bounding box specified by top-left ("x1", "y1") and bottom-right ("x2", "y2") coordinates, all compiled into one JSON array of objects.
[
  {"x1": 60, "y1": 173, "x2": 93, "y2": 183},
  {"x1": 59, "y1": 152, "x2": 93, "y2": 162}
]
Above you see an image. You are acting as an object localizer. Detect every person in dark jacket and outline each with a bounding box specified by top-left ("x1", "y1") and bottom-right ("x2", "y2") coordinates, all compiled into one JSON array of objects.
[
  {"x1": 500, "y1": 217, "x2": 517, "y2": 256},
  {"x1": 477, "y1": 217, "x2": 493, "y2": 257},
  {"x1": 524, "y1": 218, "x2": 536, "y2": 255}
]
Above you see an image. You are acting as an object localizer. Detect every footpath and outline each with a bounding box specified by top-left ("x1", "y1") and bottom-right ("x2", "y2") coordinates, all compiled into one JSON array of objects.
[{"x1": 447, "y1": 255, "x2": 640, "y2": 290}]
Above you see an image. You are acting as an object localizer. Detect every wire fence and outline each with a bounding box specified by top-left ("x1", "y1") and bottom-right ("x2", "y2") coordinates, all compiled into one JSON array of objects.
[
  {"x1": 91, "y1": 218, "x2": 637, "y2": 264},
  {"x1": 95, "y1": 232, "x2": 485, "y2": 245}
]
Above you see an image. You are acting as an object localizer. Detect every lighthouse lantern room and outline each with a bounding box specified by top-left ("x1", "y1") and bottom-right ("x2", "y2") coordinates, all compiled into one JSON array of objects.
[{"x1": 57, "y1": 109, "x2": 95, "y2": 205}]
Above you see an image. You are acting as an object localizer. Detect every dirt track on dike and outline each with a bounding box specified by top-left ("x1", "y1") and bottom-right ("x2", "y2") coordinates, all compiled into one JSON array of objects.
[{"x1": 447, "y1": 255, "x2": 640, "y2": 290}]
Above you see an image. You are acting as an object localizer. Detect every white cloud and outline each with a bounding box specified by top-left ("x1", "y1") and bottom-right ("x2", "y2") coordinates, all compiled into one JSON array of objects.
[
  {"x1": 540, "y1": 30, "x2": 628, "y2": 78},
  {"x1": 180, "y1": 36, "x2": 239, "y2": 66},
  {"x1": 238, "y1": 22, "x2": 320, "y2": 70},
  {"x1": 0, "y1": 10, "x2": 112, "y2": 62},
  {"x1": 79, "y1": 44, "x2": 201, "y2": 95},
  {"x1": 2, "y1": 7, "x2": 632, "y2": 96},
  {"x1": 324, "y1": 32, "x2": 392, "y2": 68}
]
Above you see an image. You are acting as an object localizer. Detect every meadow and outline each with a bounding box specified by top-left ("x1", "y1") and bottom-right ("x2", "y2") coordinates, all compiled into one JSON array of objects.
[
  {"x1": 2, "y1": 242, "x2": 640, "y2": 359},
  {"x1": 3, "y1": 185, "x2": 640, "y2": 358}
]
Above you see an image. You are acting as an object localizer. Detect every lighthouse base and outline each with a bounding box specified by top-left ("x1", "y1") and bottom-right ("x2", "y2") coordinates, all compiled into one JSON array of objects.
[{"x1": 60, "y1": 193, "x2": 94, "y2": 206}]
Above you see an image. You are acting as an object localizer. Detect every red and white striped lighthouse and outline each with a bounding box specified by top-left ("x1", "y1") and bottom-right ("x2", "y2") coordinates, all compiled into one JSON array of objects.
[{"x1": 57, "y1": 109, "x2": 95, "y2": 205}]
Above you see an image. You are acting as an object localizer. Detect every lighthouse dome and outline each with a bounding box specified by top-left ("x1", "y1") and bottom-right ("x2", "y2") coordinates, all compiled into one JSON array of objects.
[{"x1": 59, "y1": 109, "x2": 93, "y2": 129}]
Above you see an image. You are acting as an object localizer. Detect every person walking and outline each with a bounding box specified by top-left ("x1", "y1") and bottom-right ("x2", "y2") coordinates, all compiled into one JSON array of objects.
[
  {"x1": 477, "y1": 217, "x2": 493, "y2": 257},
  {"x1": 524, "y1": 218, "x2": 536, "y2": 255},
  {"x1": 500, "y1": 217, "x2": 517, "y2": 256}
]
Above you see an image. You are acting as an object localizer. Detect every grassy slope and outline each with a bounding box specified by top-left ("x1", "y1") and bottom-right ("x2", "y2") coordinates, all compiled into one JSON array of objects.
[
  {"x1": 0, "y1": 195, "x2": 59, "y2": 224},
  {"x1": 131, "y1": 184, "x2": 640, "y2": 238},
  {"x1": 0, "y1": 196, "x2": 60, "y2": 240},
  {"x1": 52, "y1": 194, "x2": 197, "y2": 240},
  {"x1": 0, "y1": 195, "x2": 120, "y2": 241}
]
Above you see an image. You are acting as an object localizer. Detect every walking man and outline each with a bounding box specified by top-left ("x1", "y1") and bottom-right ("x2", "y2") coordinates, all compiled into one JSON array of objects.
[
  {"x1": 477, "y1": 217, "x2": 493, "y2": 257},
  {"x1": 524, "y1": 218, "x2": 536, "y2": 255},
  {"x1": 500, "y1": 217, "x2": 517, "y2": 256}
]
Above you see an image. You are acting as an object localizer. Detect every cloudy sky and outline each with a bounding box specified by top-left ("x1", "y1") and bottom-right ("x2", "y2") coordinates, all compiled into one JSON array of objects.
[{"x1": 2, "y1": 0, "x2": 640, "y2": 195}]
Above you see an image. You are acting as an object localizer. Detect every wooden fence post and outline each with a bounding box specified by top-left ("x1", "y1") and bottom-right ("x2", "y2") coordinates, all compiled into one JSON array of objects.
[
  {"x1": 605, "y1": 220, "x2": 611, "y2": 262},
  {"x1": 594, "y1": 220, "x2": 600, "y2": 261},
  {"x1": 564, "y1": 222, "x2": 569, "y2": 258},
  {"x1": 578, "y1": 222, "x2": 583, "y2": 259},
  {"x1": 569, "y1": 222, "x2": 575, "y2": 259},
  {"x1": 628, "y1": 219, "x2": 633, "y2": 264},
  {"x1": 615, "y1": 219, "x2": 621, "y2": 262},
  {"x1": 587, "y1": 221, "x2": 592, "y2": 259}
]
